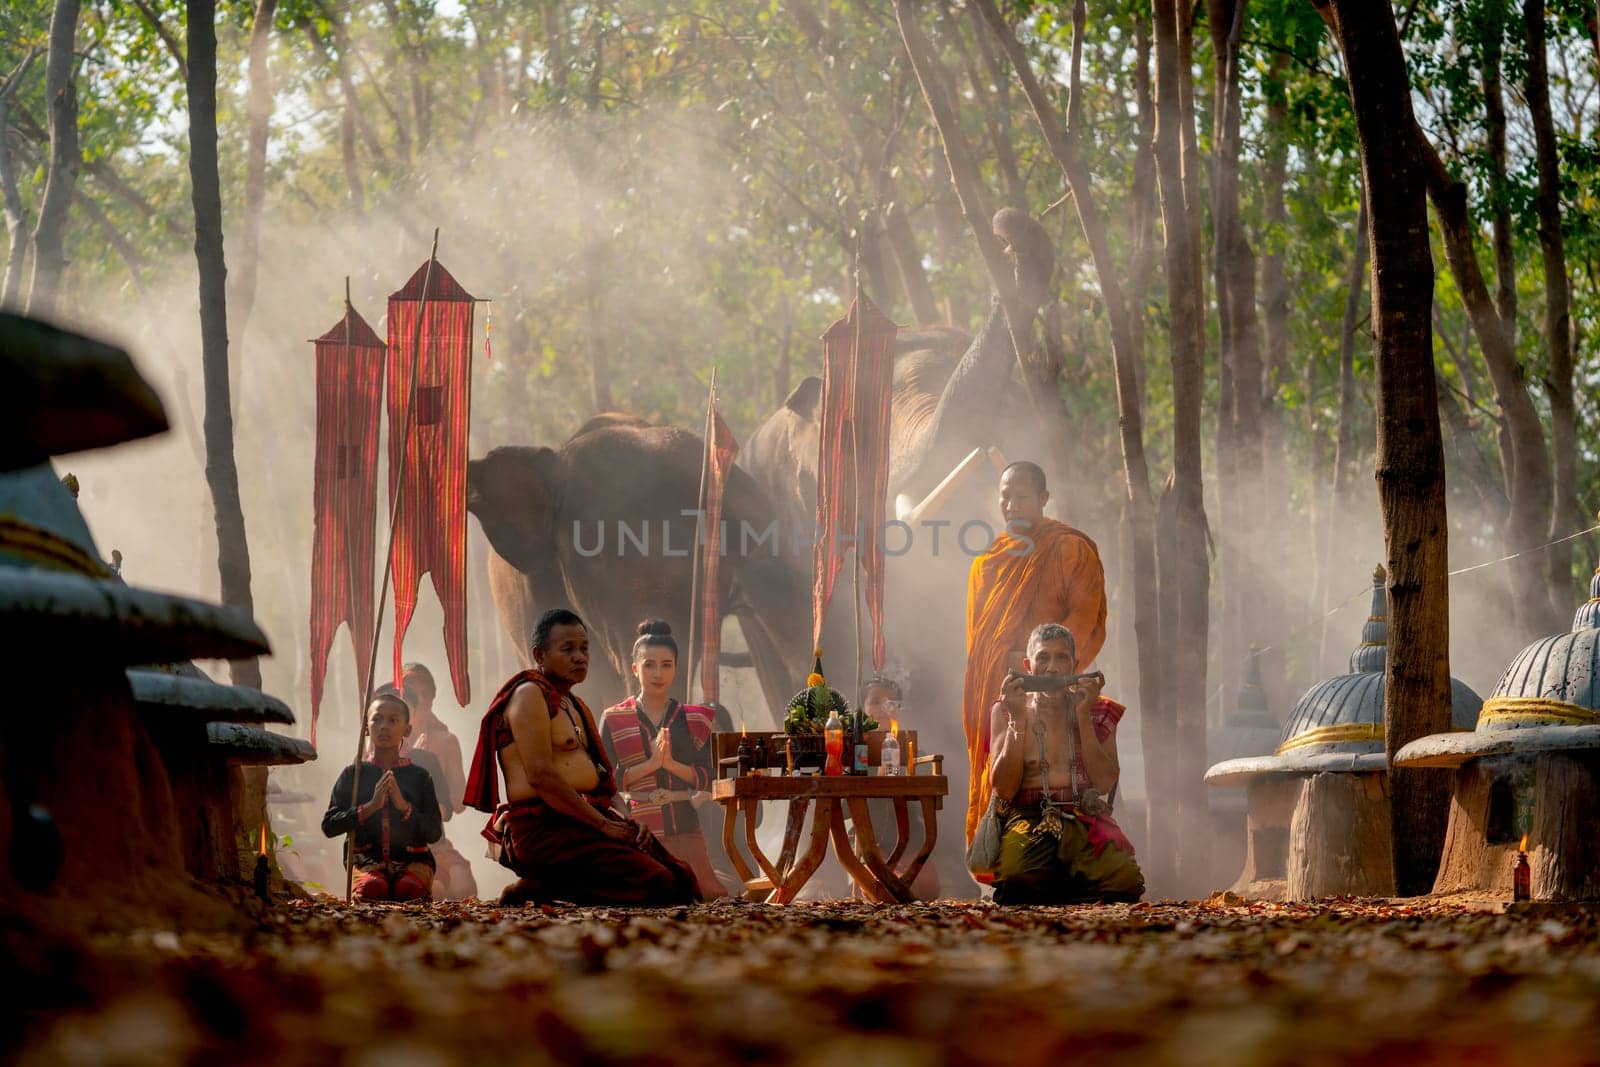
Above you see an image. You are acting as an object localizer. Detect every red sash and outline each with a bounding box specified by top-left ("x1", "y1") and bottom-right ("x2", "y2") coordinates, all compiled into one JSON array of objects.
[{"x1": 463, "y1": 669, "x2": 614, "y2": 814}]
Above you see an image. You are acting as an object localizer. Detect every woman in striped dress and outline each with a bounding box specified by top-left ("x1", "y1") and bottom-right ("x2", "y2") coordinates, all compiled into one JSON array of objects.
[{"x1": 599, "y1": 620, "x2": 727, "y2": 899}]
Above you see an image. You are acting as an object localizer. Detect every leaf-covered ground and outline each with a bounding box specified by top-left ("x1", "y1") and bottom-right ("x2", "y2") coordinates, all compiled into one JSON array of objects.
[{"x1": 12, "y1": 896, "x2": 1600, "y2": 1065}]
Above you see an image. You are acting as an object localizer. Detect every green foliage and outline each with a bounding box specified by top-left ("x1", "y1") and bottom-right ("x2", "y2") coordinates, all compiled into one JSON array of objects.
[{"x1": 1, "y1": 0, "x2": 1595, "y2": 590}]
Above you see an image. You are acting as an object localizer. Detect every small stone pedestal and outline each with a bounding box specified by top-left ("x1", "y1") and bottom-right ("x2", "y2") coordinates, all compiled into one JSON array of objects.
[{"x1": 1288, "y1": 772, "x2": 1395, "y2": 900}]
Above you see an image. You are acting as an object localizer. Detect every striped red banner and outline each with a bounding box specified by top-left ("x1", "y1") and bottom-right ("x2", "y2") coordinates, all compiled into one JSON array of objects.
[
  {"x1": 386, "y1": 260, "x2": 476, "y2": 706},
  {"x1": 308, "y1": 305, "x2": 386, "y2": 745}
]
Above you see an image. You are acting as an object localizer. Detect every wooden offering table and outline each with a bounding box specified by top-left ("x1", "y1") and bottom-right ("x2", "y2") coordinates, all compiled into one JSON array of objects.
[{"x1": 711, "y1": 731, "x2": 946, "y2": 904}]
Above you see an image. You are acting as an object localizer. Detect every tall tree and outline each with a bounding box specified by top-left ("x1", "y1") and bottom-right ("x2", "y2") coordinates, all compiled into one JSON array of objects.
[
  {"x1": 0, "y1": 49, "x2": 39, "y2": 308},
  {"x1": 1317, "y1": 0, "x2": 1453, "y2": 896},
  {"x1": 188, "y1": 0, "x2": 261, "y2": 689},
  {"x1": 1419, "y1": 131, "x2": 1561, "y2": 636},
  {"x1": 230, "y1": 0, "x2": 279, "y2": 347},
  {"x1": 1152, "y1": 0, "x2": 1212, "y2": 890},
  {"x1": 1208, "y1": 0, "x2": 1265, "y2": 715},
  {"x1": 1524, "y1": 0, "x2": 1578, "y2": 594},
  {"x1": 26, "y1": 0, "x2": 81, "y2": 316}
]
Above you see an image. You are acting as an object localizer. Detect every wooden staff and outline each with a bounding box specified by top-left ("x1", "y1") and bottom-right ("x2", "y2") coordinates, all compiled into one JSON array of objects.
[
  {"x1": 849, "y1": 251, "x2": 864, "y2": 703},
  {"x1": 344, "y1": 229, "x2": 440, "y2": 901},
  {"x1": 687, "y1": 369, "x2": 716, "y2": 703}
]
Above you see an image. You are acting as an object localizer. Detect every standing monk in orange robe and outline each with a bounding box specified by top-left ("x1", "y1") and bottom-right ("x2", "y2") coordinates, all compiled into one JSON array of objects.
[{"x1": 962, "y1": 461, "x2": 1107, "y2": 846}]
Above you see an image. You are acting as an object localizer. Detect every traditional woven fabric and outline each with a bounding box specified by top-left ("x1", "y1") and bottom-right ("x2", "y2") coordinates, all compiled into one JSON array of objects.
[
  {"x1": 698, "y1": 404, "x2": 739, "y2": 703},
  {"x1": 813, "y1": 293, "x2": 896, "y2": 670},
  {"x1": 308, "y1": 305, "x2": 385, "y2": 744},
  {"x1": 387, "y1": 260, "x2": 476, "y2": 706},
  {"x1": 599, "y1": 696, "x2": 715, "y2": 834}
]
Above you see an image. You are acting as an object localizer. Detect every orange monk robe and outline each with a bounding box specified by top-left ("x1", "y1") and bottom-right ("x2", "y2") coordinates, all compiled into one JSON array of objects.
[{"x1": 962, "y1": 518, "x2": 1107, "y2": 844}]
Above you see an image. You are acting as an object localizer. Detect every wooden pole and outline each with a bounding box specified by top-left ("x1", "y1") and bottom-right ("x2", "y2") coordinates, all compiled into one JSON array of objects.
[
  {"x1": 850, "y1": 252, "x2": 865, "y2": 703},
  {"x1": 687, "y1": 370, "x2": 716, "y2": 703},
  {"x1": 344, "y1": 229, "x2": 440, "y2": 900}
]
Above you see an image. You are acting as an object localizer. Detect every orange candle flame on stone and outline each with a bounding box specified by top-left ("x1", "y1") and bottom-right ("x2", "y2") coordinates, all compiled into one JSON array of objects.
[{"x1": 259, "y1": 823, "x2": 269, "y2": 856}]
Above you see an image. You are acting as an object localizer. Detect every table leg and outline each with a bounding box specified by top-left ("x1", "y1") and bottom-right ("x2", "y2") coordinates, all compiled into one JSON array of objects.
[
  {"x1": 776, "y1": 798, "x2": 811, "y2": 880},
  {"x1": 885, "y1": 798, "x2": 911, "y2": 869},
  {"x1": 718, "y1": 799, "x2": 758, "y2": 893},
  {"x1": 829, "y1": 800, "x2": 897, "y2": 904},
  {"x1": 897, "y1": 797, "x2": 940, "y2": 888},
  {"x1": 742, "y1": 797, "x2": 782, "y2": 886},
  {"x1": 843, "y1": 797, "x2": 909, "y2": 903},
  {"x1": 770, "y1": 797, "x2": 835, "y2": 904}
]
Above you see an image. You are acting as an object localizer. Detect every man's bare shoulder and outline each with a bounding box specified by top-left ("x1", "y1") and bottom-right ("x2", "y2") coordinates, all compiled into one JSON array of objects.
[{"x1": 504, "y1": 680, "x2": 555, "y2": 720}]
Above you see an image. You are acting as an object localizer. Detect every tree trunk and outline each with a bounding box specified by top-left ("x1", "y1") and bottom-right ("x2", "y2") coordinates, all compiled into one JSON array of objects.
[
  {"x1": 1152, "y1": 0, "x2": 1212, "y2": 892},
  {"x1": 1320, "y1": 0, "x2": 1453, "y2": 897},
  {"x1": 965, "y1": 3, "x2": 1029, "y2": 211},
  {"x1": 25, "y1": 0, "x2": 81, "y2": 317},
  {"x1": 339, "y1": 105, "x2": 365, "y2": 214},
  {"x1": 891, "y1": 0, "x2": 1074, "y2": 492},
  {"x1": 1125, "y1": 17, "x2": 1156, "y2": 394},
  {"x1": 1524, "y1": 0, "x2": 1578, "y2": 601},
  {"x1": 1208, "y1": 0, "x2": 1262, "y2": 720},
  {"x1": 187, "y1": 0, "x2": 262, "y2": 690},
  {"x1": 0, "y1": 96, "x2": 28, "y2": 308},
  {"x1": 1318, "y1": 195, "x2": 1367, "y2": 673},
  {"x1": 972, "y1": 0, "x2": 1166, "y2": 899},
  {"x1": 1288, "y1": 773, "x2": 1396, "y2": 899},
  {"x1": 584, "y1": 239, "x2": 614, "y2": 413},
  {"x1": 1482, "y1": 1, "x2": 1516, "y2": 325},
  {"x1": 230, "y1": 0, "x2": 278, "y2": 347},
  {"x1": 1258, "y1": 48, "x2": 1291, "y2": 611},
  {"x1": 774, "y1": 292, "x2": 792, "y2": 408},
  {"x1": 1419, "y1": 134, "x2": 1560, "y2": 637}
]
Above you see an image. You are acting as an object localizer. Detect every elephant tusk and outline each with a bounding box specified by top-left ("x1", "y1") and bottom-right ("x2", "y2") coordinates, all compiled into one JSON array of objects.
[{"x1": 901, "y1": 446, "x2": 999, "y2": 527}]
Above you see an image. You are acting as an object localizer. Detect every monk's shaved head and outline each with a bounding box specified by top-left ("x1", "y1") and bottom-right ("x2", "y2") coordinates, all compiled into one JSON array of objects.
[
  {"x1": 1001, "y1": 461, "x2": 1047, "y2": 494},
  {"x1": 999, "y1": 461, "x2": 1050, "y2": 530}
]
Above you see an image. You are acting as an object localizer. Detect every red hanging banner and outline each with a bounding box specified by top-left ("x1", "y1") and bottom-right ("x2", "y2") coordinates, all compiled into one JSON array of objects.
[
  {"x1": 308, "y1": 304, "x2": 386, "y2": 745},
  {"x1": 386, "y1": 260, "x2": 476, "y2": 706},
  {"x1": 813, "y1": 292, "x2": 897, "y2": 671},
  {"x1": 698, "y1": 403, "x2": 739, "y2": 704}
]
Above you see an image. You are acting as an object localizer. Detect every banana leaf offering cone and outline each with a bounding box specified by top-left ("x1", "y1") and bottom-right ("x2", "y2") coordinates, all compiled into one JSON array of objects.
[{"x1": 782, "y1": 648, "x2": 876, "y2": 735}]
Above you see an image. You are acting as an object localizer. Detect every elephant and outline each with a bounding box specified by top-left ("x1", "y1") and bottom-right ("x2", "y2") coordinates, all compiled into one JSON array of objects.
[{"x1": 466, "y1": 414, "x2": 813, "y2": 717}]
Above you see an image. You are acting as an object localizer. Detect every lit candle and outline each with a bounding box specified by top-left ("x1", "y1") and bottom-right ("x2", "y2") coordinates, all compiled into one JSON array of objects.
[
  {"x1": 253, "y1": 822, "x2": 271, "y2": 902},
  {"x1": 1513, "y1": 834, "x2": 1530, "y2": 902}
]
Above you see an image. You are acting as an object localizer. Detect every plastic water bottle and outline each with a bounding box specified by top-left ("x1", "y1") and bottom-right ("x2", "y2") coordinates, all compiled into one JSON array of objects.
[{"x1": 881, "y1": 732, "x2": 901, "y2": 776}]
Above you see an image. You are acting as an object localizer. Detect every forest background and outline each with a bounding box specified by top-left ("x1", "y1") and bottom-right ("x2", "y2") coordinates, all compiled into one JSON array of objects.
[{"x1": 0, "y1": 0, "x2": 1595, "y2": 893}]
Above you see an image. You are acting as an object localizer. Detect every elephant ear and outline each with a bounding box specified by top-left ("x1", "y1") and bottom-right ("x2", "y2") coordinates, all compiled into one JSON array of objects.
[
  {"x1": 783, "y1": 377, "x2": 823, "y2": 422},
  {"x1": 466, "y1": 445, "x2": 564, "y2": 575}
]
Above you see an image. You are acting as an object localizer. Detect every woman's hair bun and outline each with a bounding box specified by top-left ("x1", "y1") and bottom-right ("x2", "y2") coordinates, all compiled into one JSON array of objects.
[{"x1": 638, "y1": 618, "x2": 673, "y2": 637}]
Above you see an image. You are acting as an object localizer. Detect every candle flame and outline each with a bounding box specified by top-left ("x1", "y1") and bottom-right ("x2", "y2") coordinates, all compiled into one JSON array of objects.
[
  {"x1": 740, "y1": 720, "x2": 747, "y2": 736},
  {"x1": 890, "y1": 718, "x2": 900, "y2": 736},
  {"x1": 259, "y1": 823, "x2": 269, "y2": 856},
  {"x1": 1520, "y1": 834, "x2": 1528, "y2": 852}
]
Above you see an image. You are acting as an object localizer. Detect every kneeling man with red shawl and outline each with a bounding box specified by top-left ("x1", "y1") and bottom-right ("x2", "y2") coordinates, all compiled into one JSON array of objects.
[
  {"x1": 464, "y1": 608, "x2": 701, "y2": 906},
  {"x1": 979, "y1": 623, "x2": 1143, "y2": 904}
]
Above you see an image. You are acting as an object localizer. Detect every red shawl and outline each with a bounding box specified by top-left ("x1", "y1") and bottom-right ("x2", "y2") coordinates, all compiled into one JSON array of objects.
[{"x1": 462, "y1": 669, "x2": 615, "y2": 813}]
